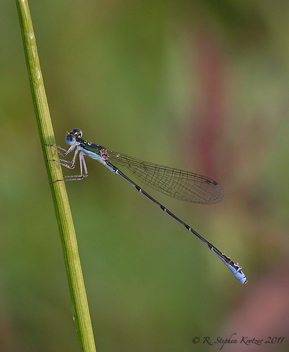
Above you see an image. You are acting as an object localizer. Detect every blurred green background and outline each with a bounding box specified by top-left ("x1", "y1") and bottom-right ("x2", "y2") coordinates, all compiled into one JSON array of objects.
[{"x1": 1, "y1": 1, "x2": 289, "y2": 351}]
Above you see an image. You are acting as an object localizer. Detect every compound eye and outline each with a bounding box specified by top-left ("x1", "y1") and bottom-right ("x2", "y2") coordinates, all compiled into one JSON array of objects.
[
  {"x1": 71, "y1": 128, "x2": 83, "y2": 138},
  {"x1": 65, "y1": 134, "x2": 77, "y2": 145}
]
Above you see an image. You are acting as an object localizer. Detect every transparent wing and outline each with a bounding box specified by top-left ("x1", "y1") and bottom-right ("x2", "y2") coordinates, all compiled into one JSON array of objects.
[{"x1": 107, "y1": 151, "x2": 224, "y2": 204}]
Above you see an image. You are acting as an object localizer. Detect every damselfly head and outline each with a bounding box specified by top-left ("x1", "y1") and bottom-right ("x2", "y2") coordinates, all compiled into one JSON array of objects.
[{"x1": 65, "y1": 128, "x2": 83, "y2": 145}]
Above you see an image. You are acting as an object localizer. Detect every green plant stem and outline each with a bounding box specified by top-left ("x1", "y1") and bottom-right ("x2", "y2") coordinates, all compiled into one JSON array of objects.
[{"x1": 16, "y1": 1, "x2": 96, "y2": 351}]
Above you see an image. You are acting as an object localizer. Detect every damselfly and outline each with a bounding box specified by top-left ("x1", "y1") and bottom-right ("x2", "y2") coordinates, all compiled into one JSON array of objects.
[{"x1": 48, "y1": 128, "x2": 247, "y2": 284}]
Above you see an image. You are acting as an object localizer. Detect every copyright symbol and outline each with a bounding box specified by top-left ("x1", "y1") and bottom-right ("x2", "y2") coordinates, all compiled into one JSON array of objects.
[{"x1": 192, "y1": 337, "x2": 200, "y2": 344}]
